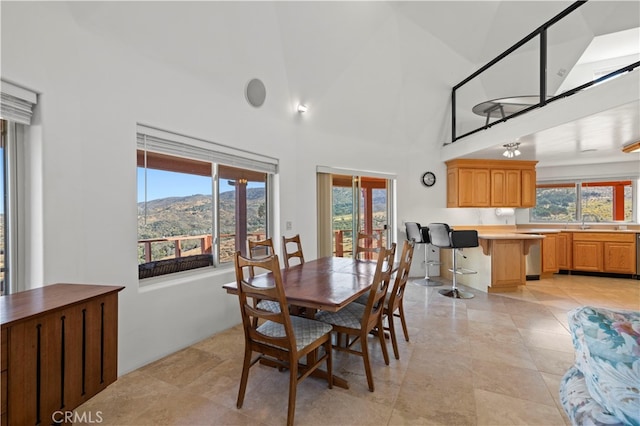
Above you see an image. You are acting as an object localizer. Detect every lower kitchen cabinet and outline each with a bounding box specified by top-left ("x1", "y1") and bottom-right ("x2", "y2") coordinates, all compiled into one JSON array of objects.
[{"x1": 571, "y1": 232, "x2": 636, "y2": 274}]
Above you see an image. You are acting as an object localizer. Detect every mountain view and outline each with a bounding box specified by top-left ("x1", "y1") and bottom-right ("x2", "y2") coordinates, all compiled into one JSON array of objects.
[{"x1": 138, "y1": 187, "x2": 389, "y2": 263}]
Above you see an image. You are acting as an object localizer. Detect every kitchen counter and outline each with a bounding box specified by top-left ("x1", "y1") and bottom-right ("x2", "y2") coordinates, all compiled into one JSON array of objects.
[{"x1": 442, "y1": 232, "x2": 544, "y2": 293}]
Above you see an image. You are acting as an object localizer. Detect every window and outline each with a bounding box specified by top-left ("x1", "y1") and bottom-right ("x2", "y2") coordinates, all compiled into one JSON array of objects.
[
  {"x1": 0, "y1": 81, "x2": 38, "y2": 294},
  {"x1": 137, "y1": 125, "x2": 276, "y2": 280},
  {"x1": 531, "y1": 180, "x2": 634, "y2": 223}
]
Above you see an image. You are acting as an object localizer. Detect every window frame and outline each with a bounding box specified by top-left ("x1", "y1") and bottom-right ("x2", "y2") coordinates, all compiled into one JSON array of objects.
[
  {"x1": 530, "y1": 178, "x2": 637, "y2": 223},
  {"x1": 136, "y1": 125, "x2": 277, "y2": 282}
]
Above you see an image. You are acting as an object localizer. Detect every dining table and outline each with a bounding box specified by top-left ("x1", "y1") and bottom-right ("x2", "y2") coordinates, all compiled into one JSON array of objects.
[{"x1": 222, "y1": 256, "x2": 381, "y2": 388}]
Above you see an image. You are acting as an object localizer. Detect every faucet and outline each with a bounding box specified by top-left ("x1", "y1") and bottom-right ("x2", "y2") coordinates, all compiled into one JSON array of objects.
[{"x1": 580, "y1": 216, "x2": 590, "y2": 230}]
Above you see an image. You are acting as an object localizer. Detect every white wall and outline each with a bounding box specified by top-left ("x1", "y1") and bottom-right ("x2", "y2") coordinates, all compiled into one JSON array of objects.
[{"x1": 1, "y1": 2, "x2": 485, "y2": 374}]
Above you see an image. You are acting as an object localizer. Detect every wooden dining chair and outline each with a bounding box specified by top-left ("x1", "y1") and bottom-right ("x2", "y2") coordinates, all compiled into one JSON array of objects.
[
  {"x1": 247, "y1": 237, "x2": 279, "y2": 313},
  {"x1": 315, "y1": 243, "x2": 396, "y2": 392},
  {"x1": 355, "y1": 231, "x2": 382, "y2": 260},
  {"x1": 282, "y1": 234, "x2": 305, "y2": 269},
  {"x1": 234, "y1": 252, "x2": 333, "y2": 426},
  {"x1": 383, "y1": 239, "x2": 415, "y2": 360}
]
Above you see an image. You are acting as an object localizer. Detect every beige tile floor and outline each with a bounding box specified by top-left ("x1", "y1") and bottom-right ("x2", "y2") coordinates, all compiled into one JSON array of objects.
[{"x1": 75, "y1": 274, "x2": 640, "y2": 425}]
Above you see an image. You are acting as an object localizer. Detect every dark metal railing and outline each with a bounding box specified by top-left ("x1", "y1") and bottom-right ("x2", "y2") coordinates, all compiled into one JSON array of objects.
[{"x1": 451, "y1": 0, "x2": 640, "y2": 142}]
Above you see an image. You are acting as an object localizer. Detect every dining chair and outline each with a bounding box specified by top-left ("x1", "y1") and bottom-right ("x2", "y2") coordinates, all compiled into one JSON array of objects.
[
  {"x1": 248, "y1": 237, "x2": 280, "y2": 313},
  {"x1": 234, "y1": 252, "x2": 333, "y2": 426},
  {"x1": 282, "y1": 234, "x2": 305, "y2": 269},
  {"x1": 383, "y1": 239, "x2": 415, "y2": 359},
  {"x1": 315, "y1": 243, "x2": 396, "y2": 392},
  {"x1": 355, "y1": 231, "x2": 381, "y2": 260}
]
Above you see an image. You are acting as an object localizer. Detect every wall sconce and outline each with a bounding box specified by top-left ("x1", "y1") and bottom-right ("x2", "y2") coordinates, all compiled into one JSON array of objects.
[
  {"x1": 502, "y1": 142, "x2": 521, "y2": 158},
  {"x1": 297, "y1": 103, "x2": 308, "y2": 113},
  {"x1": 622, "y1": 140, "x2": 640, "y2": 153}
]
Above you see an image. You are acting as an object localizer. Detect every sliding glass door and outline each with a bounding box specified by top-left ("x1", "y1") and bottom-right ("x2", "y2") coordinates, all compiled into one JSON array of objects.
[{"x1": 317, "y1": 171, "x2": 394, "y2": 258}]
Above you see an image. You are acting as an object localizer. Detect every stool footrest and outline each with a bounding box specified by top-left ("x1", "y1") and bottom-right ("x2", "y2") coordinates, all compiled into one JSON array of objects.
[{"x1": 448, "y1": 267, "x2": 477, "y2": 275}]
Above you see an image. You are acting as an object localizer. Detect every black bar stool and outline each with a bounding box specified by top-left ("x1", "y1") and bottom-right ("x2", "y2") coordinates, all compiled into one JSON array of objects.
[
  {"x1": 427, "y1": 223, "x2": 478, "y2": 299},
  {"x1": 405, "y1": 222, "x2": 441, "y2": 287}
]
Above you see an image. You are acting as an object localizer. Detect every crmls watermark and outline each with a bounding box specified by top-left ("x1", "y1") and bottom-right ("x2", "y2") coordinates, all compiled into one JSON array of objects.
[{"x1": 52, "y1": 410, "x2": 104, "y2": 424}]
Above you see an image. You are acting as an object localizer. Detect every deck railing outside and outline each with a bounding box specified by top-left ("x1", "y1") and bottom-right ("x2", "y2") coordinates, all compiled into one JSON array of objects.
[{"x1": 138, "y1": 228, "x2": 387, "y2": 265}]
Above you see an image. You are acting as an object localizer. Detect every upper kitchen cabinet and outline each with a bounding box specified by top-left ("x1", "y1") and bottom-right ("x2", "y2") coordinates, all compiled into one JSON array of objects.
[{"x1": 446, "y1": 159, "x2": 538, "y2": 208}]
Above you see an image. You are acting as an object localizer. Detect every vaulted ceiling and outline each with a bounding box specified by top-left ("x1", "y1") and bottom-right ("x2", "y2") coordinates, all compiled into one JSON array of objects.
[{"x1": 65, "y1": 1, "x2": 640, "y2": 168}]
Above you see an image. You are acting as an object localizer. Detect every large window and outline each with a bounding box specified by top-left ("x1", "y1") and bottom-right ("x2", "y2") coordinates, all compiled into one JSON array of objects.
[
  {"x1": 532, "y1": 180, "x2": 634, "y2": 223},
  {"x1": 137, "y1": 126, "x2": 276, "y2": 280}
]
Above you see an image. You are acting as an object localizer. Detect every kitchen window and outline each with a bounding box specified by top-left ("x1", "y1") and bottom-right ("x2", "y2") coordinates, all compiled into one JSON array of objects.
[
  {"x1": 531, "y1": 180, "x2": 634, "y2": 223},
  {"x1": 136, "y1": 125, "x2": 277, "y2": 280}
]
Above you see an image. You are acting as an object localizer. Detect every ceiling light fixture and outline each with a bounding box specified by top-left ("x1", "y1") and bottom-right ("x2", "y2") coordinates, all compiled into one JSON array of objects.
[
  {"x1": 297, "y1": 103, "x2": 308, "y2": 113},
  {"x1": 502, "y1": 142, "x2": 521, "y2": 158},
  {"x1": 622, "y1": 140, "x2": 640, "y2": 153}
]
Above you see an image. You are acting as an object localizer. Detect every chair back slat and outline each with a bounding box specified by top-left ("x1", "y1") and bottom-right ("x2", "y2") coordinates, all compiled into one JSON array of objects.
[
  {"x1": 234, "y1": 252, "x2": 294, "y2": 353},
  {"x1": 247, "y1": 238, "x2": 275, "y2": 277},
  {"x1": 282, "y1": 234, "x2": 305, "y2": 269},
  {"x1": 355, "y1": 231, "x2": 382, "y2": 260},
  {"x1": 387, "y1": 240, "x2": 415, "y2": 312},
  {"x1": 361, "y1": 243, "x2": 396, "y2": 330}
]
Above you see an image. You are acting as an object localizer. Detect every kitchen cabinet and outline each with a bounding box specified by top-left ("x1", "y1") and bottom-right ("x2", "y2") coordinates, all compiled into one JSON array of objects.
[
  {"x1": 491, "y1": 169, "x2": 521, "y2": 206},
  {"x1": 557, "y1": 232, "x2": 572, "y2": 270},
  {"x1": 540, "y1": 233, "x2": 559, "y2": 276},
  {"x1": 1, "y1": 284, "x2": 123, "y2": 426},
  {"x1": 571, "y1": 232, "x2": 636, "y2": 274},
  {"x1": 447, "y1": 166, "x2": 490, "y2": 207},
  {"x1": 446, "y1": 159, "x2": 537, "y2": 208}
]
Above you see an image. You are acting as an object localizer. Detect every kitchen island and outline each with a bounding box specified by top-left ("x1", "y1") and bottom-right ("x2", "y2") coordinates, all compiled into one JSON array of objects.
[{"x1": 440, "y1": 232, "x2": 545, "y2": 293}]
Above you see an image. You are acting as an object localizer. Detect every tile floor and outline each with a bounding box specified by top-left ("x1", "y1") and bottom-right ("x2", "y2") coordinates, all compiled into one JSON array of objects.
[{"x1": 75, "y1": 274, "x2": 640, "y2": 425}]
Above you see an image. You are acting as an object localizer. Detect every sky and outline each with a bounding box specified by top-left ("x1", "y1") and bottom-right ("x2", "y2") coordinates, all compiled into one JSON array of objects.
[{"x1": 136, "y1": 168, "x2": 263, "y2": 203}]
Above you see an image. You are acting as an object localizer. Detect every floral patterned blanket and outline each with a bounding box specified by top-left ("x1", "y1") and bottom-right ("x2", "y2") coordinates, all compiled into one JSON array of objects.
[{"x1": 563, "y1": 306, "x2": 640, "y2": 426}]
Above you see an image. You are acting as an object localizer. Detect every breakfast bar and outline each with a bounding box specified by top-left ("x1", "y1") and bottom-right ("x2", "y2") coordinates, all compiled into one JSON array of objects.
[{"x1": 441, "y1": 232, "x2": 545, "y2": 293}]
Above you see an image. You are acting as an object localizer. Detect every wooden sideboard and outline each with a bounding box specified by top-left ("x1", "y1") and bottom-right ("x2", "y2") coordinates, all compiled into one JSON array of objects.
[{"x1": 1, "y1": 284, "x2": 124, "y2": 426}]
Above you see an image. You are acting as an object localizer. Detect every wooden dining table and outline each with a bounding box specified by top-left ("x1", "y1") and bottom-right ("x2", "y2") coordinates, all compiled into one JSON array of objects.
[
  {"x1": 222, "y1": 256, "x2": 380, "y2": 312},
  {"x1": 222, "y1": 256, "x2": 381, "y2": 388}
]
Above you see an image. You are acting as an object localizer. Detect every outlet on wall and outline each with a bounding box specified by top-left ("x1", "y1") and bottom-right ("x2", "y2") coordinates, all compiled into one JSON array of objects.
[{"x1": 286, "y1": 221, "x2": 292, "y2": 230}]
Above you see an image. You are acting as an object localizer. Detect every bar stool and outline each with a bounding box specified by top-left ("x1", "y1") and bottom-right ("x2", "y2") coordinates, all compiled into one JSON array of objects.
[
  {"x1": 404, "y1": 222, "x2": 442, "y2": 287},
  {"x1": 427, "y1": 223, "x2": 478, "y2": 299}
]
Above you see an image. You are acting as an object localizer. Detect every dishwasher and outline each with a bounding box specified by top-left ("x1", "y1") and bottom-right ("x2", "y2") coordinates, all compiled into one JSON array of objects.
[{"x1": 526, "y1": 238, "x2": 541, "y2": 280}]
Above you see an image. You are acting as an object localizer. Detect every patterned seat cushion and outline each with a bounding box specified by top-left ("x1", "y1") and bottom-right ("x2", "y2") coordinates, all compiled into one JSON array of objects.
[
  {"x1": 256, "y1": 315, "x2": 332, "y2": 352},
  {"x1": 256, "y1": 299, "x2": 281, "y2": 313},
  {"x1": 560, "y1": 365, "x2": 625, "y2": 426},
  {"x1": 354, "y1": 292, "x2": 390, "y2": 308},
  {"x1": 567, "y1": 306, "x2": 640, "y2": 426},
  {"x1": 315, "y1": 302, "x2": 365, "y2": 330}
]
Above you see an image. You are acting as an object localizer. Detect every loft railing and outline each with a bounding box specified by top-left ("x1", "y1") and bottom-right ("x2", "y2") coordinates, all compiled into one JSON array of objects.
[{"x1": 451, "y1": 0, "x2": 640, "y2": 142}]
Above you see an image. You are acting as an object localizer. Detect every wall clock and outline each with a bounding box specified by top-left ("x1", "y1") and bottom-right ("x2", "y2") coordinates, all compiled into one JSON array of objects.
[{"x1": 421, "y1": 171, "x2": 436, "y2": 187}]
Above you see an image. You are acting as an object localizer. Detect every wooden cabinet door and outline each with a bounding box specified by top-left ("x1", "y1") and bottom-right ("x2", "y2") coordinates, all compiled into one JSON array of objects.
[
  {"x1": 505, "y1": 170, "x2": 522, "y2": 206},
  {"x1": 521, "y1": 168, "x2": 537, "y2": 207},
  {"x1": 573, "y1": 241, "x2": 603, "y2": 272},
  {"x1": 557, "y1": 233, "x2": 572, "y2": 270},
  {"x1": 446, "y1": 168, "x2": 458, "y2": 208},
  {"x1": 541, "y1": 234, "x2": 558, "y2": 274},
  {"x1": 492, "y1": 169, "x2": 522, "y2": 207},
  {"x1": 459, "y1": 169, "x2": 490, "y2": 207},
  {"x1": 603, "y1": 242, "x2": 636, "y2": 274},
  {"x1": 491, "y1": 170, "x2": 506, "y2": 206}
]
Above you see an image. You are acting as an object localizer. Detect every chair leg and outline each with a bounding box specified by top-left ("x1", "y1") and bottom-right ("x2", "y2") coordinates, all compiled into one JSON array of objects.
[
  {"x1": 237, "y1": 348, "x2": 252, "y2": 409},
  {"x1": 398, "y1": 303, "x2": 410, "y2": 342},
  {"x1": 360, "y1": 332, "x2": 375, "y2": 392},
  {"x1": 438, "y1": 249, "x2": 474, "y2": 299},
  {"x1": 325, "y1": 339, "x2": 333, "y2": 389},
  {"x1": 386, "y1": 311, "x2": 400, "y2": 360},
  {"x1": 377, "y1": 317, "x2": 390, "y2": 366},
  {"x1": 287, "y1": 359, "x2": 298, "y2": 426}
]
